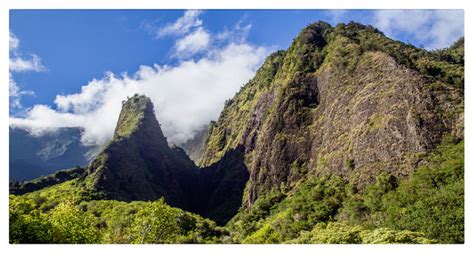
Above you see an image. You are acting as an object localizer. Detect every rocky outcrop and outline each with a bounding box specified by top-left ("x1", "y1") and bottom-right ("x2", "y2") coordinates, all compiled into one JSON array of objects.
[{"x1": 83, "y1": 95, "x2": 198, "y2": 209}]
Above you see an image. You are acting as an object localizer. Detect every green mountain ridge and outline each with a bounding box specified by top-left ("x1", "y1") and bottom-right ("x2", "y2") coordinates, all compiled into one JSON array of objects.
[{"x1": 9, "y1": 21, "x2": 464, "y2": 244}]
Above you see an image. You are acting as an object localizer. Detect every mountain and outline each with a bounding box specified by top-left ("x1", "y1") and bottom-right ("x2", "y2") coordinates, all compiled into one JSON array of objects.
[
  {"x1": 9, "y1": 21, "x2": 464, "y2": 244},
  {"x1": 80, "y1": 94, "x2": 248, "y2": 222},
  {"x1": 82, "y1": 95, "x2": 198, "y2": 209},
  {"x1": 197, "y1": 22, "x2": 463, "y2": 208},
  {"x1": 9, "y1": 127, "x2": 99, "y2": 181}
]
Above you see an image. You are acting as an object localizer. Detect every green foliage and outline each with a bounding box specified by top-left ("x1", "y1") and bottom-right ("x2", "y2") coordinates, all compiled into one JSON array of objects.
[
  {"x1": 230, "y1": 175, "x2": 346, "y2": 243},
  {"x1": 227, "y1": 190, "x2": 285, "y2": 241},
  {"x1": 228, "y1": 137, "x2": 463, "y2": 244},
  {"x1": 339, "y1": 138, "x2": 464, "y2": 243},
  {"x1": 10, "y1": 193, "x2": 225, "y2": 244},
  {"x1": 49, "y1": 202, "x2": 101, "y2": 243},
  {"x1": 332, "y1": 22, "x2": 464, "y2": 89},
  {"x1": 360, "y1": 227, "x2": 436, "y2": 244},
  {"x1": 10, "y1": 196, "x2": 99, "y2": 244},
  {"x1": 127, "y1": 199, "x2": 223, "y2": 243},
  {"x1": 382, "y1": 139, "x2": 464, "y2": 243},
  {"x1": 287, "y1": 222, "x2": 435, "y2": 244},
  {"x1": 129, "y1": 199, "x2": 185, "y2": 243},
  {"x1": 9, "y1": 195, "x2": 52, "y2": 243},
  {"x1": 288, "y1": 222, "x2": 363, "y2": 244},
  {"x1": 364, "y1": 173, "x2": 398, "y2": 213},
  {"x1": 23, "y1": 179, "x2": 88, "y2": 211},
  {"x1": 432, "y1": 37, "x2": 464, "y2": 65}
]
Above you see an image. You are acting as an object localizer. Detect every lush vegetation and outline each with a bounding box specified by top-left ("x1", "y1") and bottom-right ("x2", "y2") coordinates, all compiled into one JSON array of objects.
[
  {"x1": 227, "y1": 137, "x2": 464, "y2": 243},
  {"x1": 330, "y1": 22, "x2": 464, "y2": 89},
  {"x1": 10, "y1": 196, "x2": 225, "y2": 244}
]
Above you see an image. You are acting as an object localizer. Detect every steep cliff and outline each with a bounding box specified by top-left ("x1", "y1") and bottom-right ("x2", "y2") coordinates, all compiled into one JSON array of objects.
[{"x1": 198, "y1": 22, "x2": 463, "y2": 208}]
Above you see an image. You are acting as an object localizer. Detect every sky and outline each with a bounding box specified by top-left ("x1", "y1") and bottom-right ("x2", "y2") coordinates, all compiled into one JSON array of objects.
[{"x1": 9, "y1": 9, "x2": 464, "y2": 146}]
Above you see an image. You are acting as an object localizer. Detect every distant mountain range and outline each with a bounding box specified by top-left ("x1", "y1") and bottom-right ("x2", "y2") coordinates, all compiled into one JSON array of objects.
[{"x1": 9, "y1": 127, "x2": 100, "y2": 181}]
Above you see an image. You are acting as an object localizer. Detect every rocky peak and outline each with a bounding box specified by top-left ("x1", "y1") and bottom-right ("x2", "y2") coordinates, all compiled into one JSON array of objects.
[
  {"x1": 83, "y1": 95, "x2": 195, "y2": 207},
  {"x1": 113, "y1": 94, "x2": 167, "y2": 146}
]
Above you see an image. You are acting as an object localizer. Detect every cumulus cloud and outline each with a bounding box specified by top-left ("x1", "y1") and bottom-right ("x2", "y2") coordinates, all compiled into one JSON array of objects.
[
  {"x1": 374, "y1": 10, "x2": 464, "y2": 49},
  {"x1": 9, "y1": 32, "x2": 43, "y2": 109},
  {"x1": 10, "y1": 12, "x2": 268, "y2": 147}
]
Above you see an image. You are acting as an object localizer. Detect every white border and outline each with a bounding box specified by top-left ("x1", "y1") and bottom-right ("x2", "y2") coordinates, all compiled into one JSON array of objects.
[{"x1": 0, "y1": 1, "x2": 471, "y2": 254}]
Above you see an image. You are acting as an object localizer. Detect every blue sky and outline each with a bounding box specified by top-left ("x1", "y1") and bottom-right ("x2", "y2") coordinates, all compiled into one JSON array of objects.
[{"x1": 9, "y1": 10, "x2": 464, "y2": 146}]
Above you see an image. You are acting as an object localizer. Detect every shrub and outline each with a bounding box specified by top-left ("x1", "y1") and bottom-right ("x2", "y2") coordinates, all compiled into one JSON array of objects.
[{"x1": 48, "y1": 202, "x2": 101, "y2": 243}]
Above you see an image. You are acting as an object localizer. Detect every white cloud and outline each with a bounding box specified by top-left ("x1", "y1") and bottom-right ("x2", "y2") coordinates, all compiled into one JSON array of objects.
[
  {"x1": 174, "y1": 27, "x2": 211, "y2": 57},
  {"x1": 9, "y1": 32, "x2": 43, "y2": 109},
  {"x1": 11, "y1": 11, "x2": 268, "y2": 146},
  {"x1": 9, "y1": 32, "x2": 19, "y2": 51},
  {"x1": 156, "y1": 10, "x2": 254, "y2": 59},
  {"x1": 9, "y1": 73, "x2": 35, "y2": 109},
  {"x1": 10, "y1": 44, "x2": 267, "y2": 146},
  {"x1": 9, "y1": 73, "x2": 22, "y2": 109},
  {"x1": 157, "y1": 10, "x2": 203, "y2": 37},
  {"x1": 374, "y1": 10, "x2": 464, "y2": 49},
  {"x1": 216, "y1": 22, "x2": 252, "y2": 44},
  {"x1": 10, "y1": 54, "x2": 46, "y2": 72}
]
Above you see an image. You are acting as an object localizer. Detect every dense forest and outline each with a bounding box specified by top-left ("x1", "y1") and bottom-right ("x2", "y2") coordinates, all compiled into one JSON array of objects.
[{"x1": 10, "y1": 21, "x2": 464, "y2": 244}]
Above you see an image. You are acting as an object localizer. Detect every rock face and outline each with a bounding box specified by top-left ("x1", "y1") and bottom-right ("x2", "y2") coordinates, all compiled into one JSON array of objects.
[
  {"x1": 9, "y1": 127, "x2": 98, "y2": 181},
  {"x1": 197, "y1": 22, "x2": 464, "y2": 208}
]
